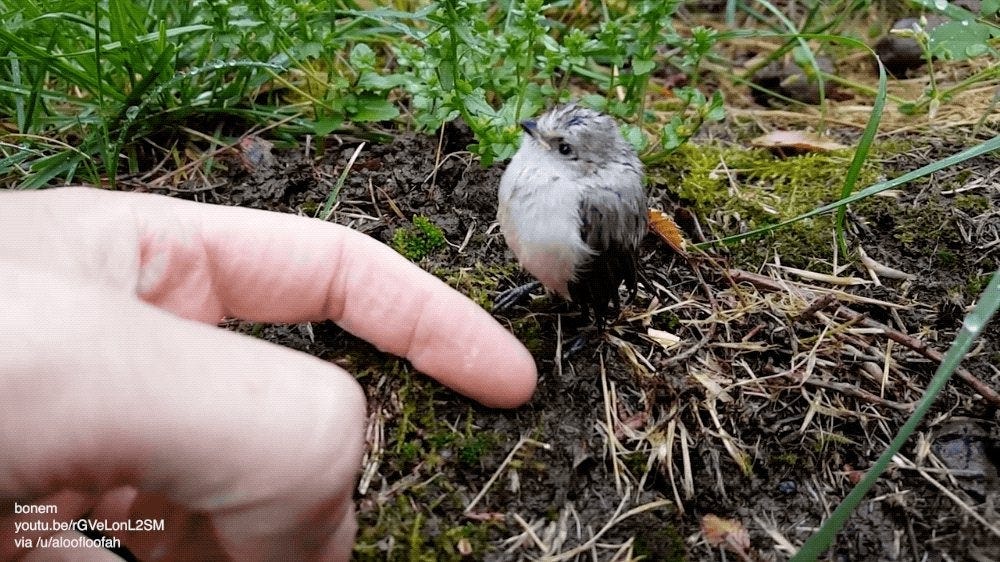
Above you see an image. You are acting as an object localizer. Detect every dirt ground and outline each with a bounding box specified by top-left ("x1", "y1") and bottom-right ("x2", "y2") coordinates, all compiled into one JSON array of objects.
[
  {"x1": 111, "y1": 6, "x2": 1000, "y2": 557},
  {"x1": 126, "y1": 99, "x2": 1000, "y2": 560}
]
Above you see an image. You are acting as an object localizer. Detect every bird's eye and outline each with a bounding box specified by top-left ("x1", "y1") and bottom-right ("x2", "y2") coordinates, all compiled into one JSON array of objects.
[{"x1": 558, "y1": 142, "x2": 572, "y2": 155}]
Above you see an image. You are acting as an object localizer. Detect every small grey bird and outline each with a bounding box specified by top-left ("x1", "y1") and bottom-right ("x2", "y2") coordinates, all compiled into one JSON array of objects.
[{"x1": 495, "y1": 104, "x2": 647, "y2": 326}]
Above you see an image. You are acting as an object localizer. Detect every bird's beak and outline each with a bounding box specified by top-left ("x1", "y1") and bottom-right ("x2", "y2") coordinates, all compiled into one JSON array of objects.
[
  {"x1": 520, "y1": 120, "x2": 550, "y2": 149},
  {"x1": 520, "y1": 120, "x2": 538, "y2": 137}
]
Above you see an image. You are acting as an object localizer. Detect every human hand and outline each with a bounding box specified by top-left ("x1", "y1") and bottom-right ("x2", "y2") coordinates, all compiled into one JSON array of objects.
[{"x1": 0, "y1": 187, "x2": 537, "y2": 561}]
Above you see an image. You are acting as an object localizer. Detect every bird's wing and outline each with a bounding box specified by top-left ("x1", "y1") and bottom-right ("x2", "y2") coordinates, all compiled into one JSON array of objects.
[{"x1": 568, "y1": 181, "x2": 647, "y2": 321}]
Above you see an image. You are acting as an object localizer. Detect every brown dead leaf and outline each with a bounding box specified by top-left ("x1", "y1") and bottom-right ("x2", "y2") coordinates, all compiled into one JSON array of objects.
[
  {"x1": 701, "y1": 514, "x2": 751, "y2": 558},
  {"x1": 844, "y1": 463, "x2": 864, "y2": 485},
  {"x1": 751, "y1": 130, "x2": 849, "y2": 156},
  {"x1": 647, "y1": 327, "x2": 681, "y2": 351},
  {"x1": 614, "y1": 411, "x2": 650, "y2": 439},
  {"x1": 648, "y1": 208, "x2": 689, "y2": 257}
]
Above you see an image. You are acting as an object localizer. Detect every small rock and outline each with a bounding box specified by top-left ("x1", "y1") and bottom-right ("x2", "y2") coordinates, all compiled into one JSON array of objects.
[
  {"x1": 751, "y1": 56, "x2": 835, "y2": 105},
  {"x1": 777, "y1": 480, "x2": 797, "y2": 494},
  {"x1": 873, "y1": 16, "x2": 948, "y2": 78}
]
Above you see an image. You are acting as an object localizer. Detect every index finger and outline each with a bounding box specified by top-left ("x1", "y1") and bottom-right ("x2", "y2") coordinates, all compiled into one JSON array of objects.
[{"x1": 128, "y1": 189, "x2": 538, "y2": 408}]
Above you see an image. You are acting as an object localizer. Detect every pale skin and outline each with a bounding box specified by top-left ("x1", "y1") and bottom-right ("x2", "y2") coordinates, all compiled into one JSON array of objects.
[{"x1": 0, "y1": 187, "x2": 538, "y2": 561}]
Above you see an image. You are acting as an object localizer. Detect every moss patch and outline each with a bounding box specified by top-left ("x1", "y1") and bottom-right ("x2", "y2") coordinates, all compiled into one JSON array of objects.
[
  {"x1": 393, "y1": 215, "x2": 447, "y2": 261},
  {"x1": 632, "y1": 522, "x2": 687, "y2": 562},
  {"x1": 354, "y1": 365, "x2": 506, "y2": 560},
  {"x1": 355, "y1": 495, "x2": 498, "y2": 561},
  {"x1": 855, "y1": 196, "x2": 962, "y2": 265},
  {"x1": 438, "y1": 263, "x2": 520, "y2": 310},
  {"x1": 650, "y1": 143, "x2": 882, "y2": 271}
]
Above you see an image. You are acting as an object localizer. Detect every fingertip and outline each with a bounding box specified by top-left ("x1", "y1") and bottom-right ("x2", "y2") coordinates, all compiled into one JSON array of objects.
[{"x1": 483, "y1": 339, "x2": 538, "y2": 408}]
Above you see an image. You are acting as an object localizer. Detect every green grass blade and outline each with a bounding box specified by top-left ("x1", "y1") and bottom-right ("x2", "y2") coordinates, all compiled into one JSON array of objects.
[
  {"x1": 21, "y1": 32, "x2": 61, "y2": 133},
  {"x1": 120, "y1": 42, "x2": 176, "y2": 112},
  {"x1": 834, "y1": 48, "x2": 887, "y2": 257},
  {"x1": 0, "y1": 27, "x2": 119, "y2": 101},
  {"x1": 753, "y1": 0, "x2": 825, "y2": 108}
]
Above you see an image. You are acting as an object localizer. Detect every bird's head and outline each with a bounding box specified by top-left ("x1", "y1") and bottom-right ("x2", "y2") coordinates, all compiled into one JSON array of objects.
[{"x1": 518, "y1": 104, "x2": 630, "y2": 168}]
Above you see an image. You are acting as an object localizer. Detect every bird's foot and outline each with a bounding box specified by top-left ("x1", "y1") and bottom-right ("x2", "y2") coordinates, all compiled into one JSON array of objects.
[
  {"x1": 493, "y1": 281, "x2": 542, "y2": 312},
  {"x1": 561, "y1": 327, "x2": 598, "y2": 360}
]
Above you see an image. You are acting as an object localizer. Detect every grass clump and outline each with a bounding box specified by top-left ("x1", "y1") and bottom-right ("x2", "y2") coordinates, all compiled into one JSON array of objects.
[{"x1": 392, "y1": 215, "x2": 446, "y2": 261}]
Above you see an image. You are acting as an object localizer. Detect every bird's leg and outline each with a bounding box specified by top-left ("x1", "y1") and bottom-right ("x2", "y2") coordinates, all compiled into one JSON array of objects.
[
  {"x1": 560, "y1": 302, "x2": 603, "y2": 360},
  {"x1": 493, "y1": 280, "x2": 542, "y2": 312}
]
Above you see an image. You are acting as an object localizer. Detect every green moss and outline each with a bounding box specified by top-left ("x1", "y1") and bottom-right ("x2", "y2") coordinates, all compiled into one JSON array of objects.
[
  {"x1": 967, "y1": 273, "x2": 992, "y2": 296},
  {"x1": 657, "y1": 313, "x2": 681, "y2": 332},
  {"x1": 438, "y1": 263, "x2": 520, "y2": 310},
  {"x1": 812, "y1": 431, "x2": 854, "y2": 453},
  {"x1": 623, "y1": 451, "x2": 649, "y2": 476},
  {"x1": 954, "y1": 194, "x2": 989, "y2": 214},
  {"x1": 510, "y1": 315, "x2": 546, "y2": 355},
  {"x1": 298, "y1": 201, "x2": 320, "y2": 214},
  {"x1": 936, "y1": 249, "x2": 957, "y2": 267},
  {"x1": 398, "y1": 441, "x2": 420, "y2": 464},
  {"x1": 649, "y1": 143, "x2": 881, "y2": 271},
  {"x1": 354, "y1": 495, "x2": 498, "y2": 561},
  {"x1": 855, "y1": 196, "x2": 961, "y2": 256},
  {"x1": 457, "y1": 434, "x2": 493, "y2": 466},
  {"x1": 438, "y1": 264, "x2": 551, "y2": 355},
  {"x1": 354, "y1": 366, "x2": 505, "y2": 560},
  {"x1": 428, "y1": 432, "x2": 457, "y2": 449},
  {"x1": 772, "y1": 452, "x2": 799, "y2": 467},
  {"x1": 392, "y1": 215, "x2": 447, "y2": 261}
]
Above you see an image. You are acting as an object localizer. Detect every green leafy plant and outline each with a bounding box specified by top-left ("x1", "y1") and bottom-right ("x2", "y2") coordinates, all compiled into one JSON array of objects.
[
  {"x1": 357, "y1": 0, "x2": 724, "y2": 164},
  {"x1": 2, "y1": 0, "x2": 725, "y2": 186}
]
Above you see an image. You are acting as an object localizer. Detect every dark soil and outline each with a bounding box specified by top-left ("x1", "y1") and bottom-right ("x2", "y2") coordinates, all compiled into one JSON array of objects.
[{"x1": 136, "y1": 113, "x2": 1000, "y2": 561}]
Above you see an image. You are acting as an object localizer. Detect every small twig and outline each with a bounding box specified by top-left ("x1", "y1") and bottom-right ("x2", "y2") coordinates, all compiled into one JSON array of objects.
[
  {"x1": 661, "y1": 324, "x2": 714, "y2": 367},
  {"x1": 511, "y1": 513, "x2": 547, "y2": 552},
  {"x1": 662, "y1": 264, "x2": 717, "y2": 366},
  {"x1": 377, "y1": 186, "x2": 407, "y2": 220},
  {"x1": 728, "y1": 269, "x2": 908, "y2": 309},
  {"x1": 893, "y1": 453, "x2": 1000, "y2": 539},
  {"x1": 367, "y1": 178, "x2": 383, "y2": 220},
  {"x1": 428, "y1": 124, "x2": 446, "y2": 192},
  {"x1": 833, "y1": 306, "x2": 1000, "y2": 406},
  {"x1": 321, "y1": 142, "x2": 365, "y2": 221},
  {"x1": 795, "y1": 294, "x2": 837, "y2": 320},
  {"x1": 664, "y1": 418, "x2": 685, "y2": 514},
  {"x1": 771, "y1": 264, "x2": 869, "y2": 286},
  {"x1": 543, "y1": 497, "x2": 671, "y2": 561},
  {"x1": 599, "y1": 352, "x2": 625, "y2": 495},
  {"x1": 800, "y1": 378, "x2": 916, "y2": 411},
  {"x1": 554, "y1": 315, "x2": 563, "y2": 379}
]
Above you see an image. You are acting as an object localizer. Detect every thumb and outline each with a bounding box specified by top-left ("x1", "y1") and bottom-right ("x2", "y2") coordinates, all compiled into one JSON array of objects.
[{"x1": 2, "y1": 266, "x2": 366, "y2": 561}]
